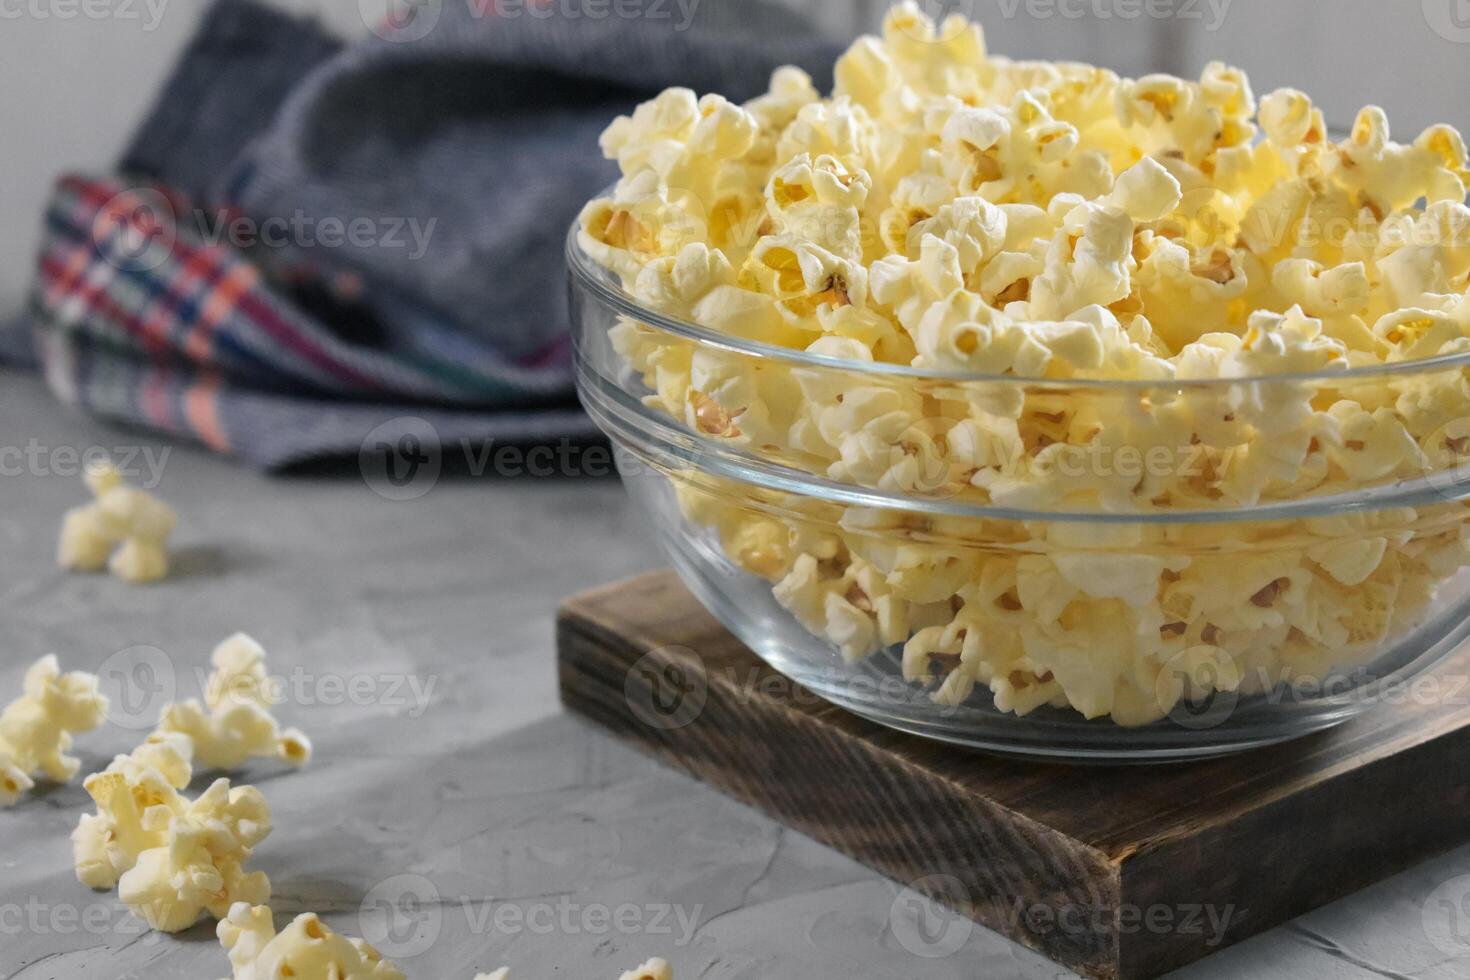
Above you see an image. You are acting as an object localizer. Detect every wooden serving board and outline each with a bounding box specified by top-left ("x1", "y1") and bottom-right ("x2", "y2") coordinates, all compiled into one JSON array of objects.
[{"x1": 557, "y1": 571, "x2": 1470, "y2": 980}]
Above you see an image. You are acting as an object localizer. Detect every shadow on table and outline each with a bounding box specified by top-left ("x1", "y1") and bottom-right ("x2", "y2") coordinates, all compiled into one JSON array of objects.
[{"x1": 279, "y1": 436, "x2": 622, "y2": 485}]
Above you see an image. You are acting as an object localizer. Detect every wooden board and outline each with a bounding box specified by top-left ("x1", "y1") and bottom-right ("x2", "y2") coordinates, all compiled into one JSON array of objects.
[{"x1": 557, "y1": 570, "x2": 1470, "y2": 980}]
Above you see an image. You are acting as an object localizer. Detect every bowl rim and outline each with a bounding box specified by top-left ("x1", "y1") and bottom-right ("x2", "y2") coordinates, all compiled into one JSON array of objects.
[{"x1": 567, "y1": 219, "x2": 1470, "y2": 390}]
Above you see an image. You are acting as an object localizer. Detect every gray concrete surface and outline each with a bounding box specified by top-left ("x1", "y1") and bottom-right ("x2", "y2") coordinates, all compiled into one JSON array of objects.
[{"x1": 2, "y1": 370, "x2": 1469, "y2": 980}]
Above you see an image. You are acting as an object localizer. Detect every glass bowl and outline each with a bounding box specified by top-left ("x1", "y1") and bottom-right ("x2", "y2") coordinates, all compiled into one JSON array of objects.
[{"x1": 567, "y1": 224, "x2": 1470, "y2": 763}]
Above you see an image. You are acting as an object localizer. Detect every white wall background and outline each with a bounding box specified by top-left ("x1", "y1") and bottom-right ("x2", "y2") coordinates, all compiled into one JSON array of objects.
[
  {"x1": 3, "y1": 0, "x2": 1468, "y2": 320},
  {"x1": 0, "y1": 0, "x2": 357, "y2": 323}
]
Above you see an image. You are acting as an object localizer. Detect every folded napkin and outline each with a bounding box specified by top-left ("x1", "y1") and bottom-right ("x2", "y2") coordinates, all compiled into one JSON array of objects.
[{"x1": 16, "y1": 0, "x2": 840, "y2": 469}]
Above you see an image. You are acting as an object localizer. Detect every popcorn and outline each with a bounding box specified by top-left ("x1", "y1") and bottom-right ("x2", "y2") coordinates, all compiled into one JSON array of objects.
[
  {"x1": 117, "y1": 775, "x2": 273, "y2": 933},
  {"x1": 1035, "y1": 218, "x2": 1132, "y2": 320},
  {"x1": 741, "y1": 235, "x2": 869, "y2": 325},
  {"x1": 776, "y1": 98, "x2": 878, "y2": 176},
  {"x1": 58, "y1": 460, "x2": 176, "y2": 584},
  {"x1": 1374, "y1": 202, "x2": 1470, "y2": 311},
  {"x1": 599, "y1": 88, "x2": 758, "y2": 209},
  {"x1": 1115, "y1": 72, "x2": 1235, "y2": 164},
  {"x1": 1156, "y1": 645, "x2": 1245, "y2": 712},
  {"x1": 1136, "y1": 235, "x2": 1249, "y2": 349},
  {"x1": 870, "y1": 236, "x2": 965, "y2": 334},
  {"x1": 69, "y1": 635, "x2": 302, "y2": 906},
  {"x1": 110, "y1": 539, "x2": 170, "y2": 584},
  {"x1": 75, "y1": 731, "x2": 272, "y2": 933},
  {"x1": 1308, "y1": 537, "x2": 1389, "y2": 588},
  {"x1": 1330, "y1": 107, "x2": 1469, "y2": 215},
  {"x1": 0, "y1": 655, "x2": 108, "y2": 806},
  {"x1": 579, "y1": 0, "x2": 1470, "y2": 725},
  {"x1": 0, "y1": 757, "x2": 31, "y2": 808},
  {"x1": 579, "y1": 172, "x2": 710, "y2": 283},
  {"x1": 58, "y1": 508, "x2": 117, "y2": 573},
  {"x1": 72, "y1": 732, "x2": 195, "y2": 890},
  {"x1": 1221, "y1": 308, "x2": 1348, "y2": 427},
  {"x1": 912, "y1": 196, "x2": 1008, "y2": 276},
  {"x1": 1271, "y1": 258, "x2": 1371, "y2": 319},
  {"x1": 155, "y1": 634, "x2": 312, "y2": 773},
  {"x1": 746, "y1": 66, "x2": 821, "y2": 135},
  {"x1": 1258, "y1": 89, "x2": 1327, "y2": 153},
  {"x1": 216, "y1": 903, "x2": 403, "y2": 980},
  {"x1": 939, "y1": 106, "x2": 1010, "y2": 195},
  {"x1": 1321, "y1": 401, "x2": 1426, "y2": 483},
  {"x1": 620, "y1": 960, "x2": 675, "y2": 980},
  {"x1": 765, "y1": 153, "x2": 872, "y2": 260},
  {"x1": 1104, "y1": 156, "x2": 1183, "y2": 223}
]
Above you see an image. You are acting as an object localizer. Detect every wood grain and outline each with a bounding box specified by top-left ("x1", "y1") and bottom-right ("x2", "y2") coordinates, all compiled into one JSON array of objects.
[{"x1": 557, "y1": 571, "x2": 1470, "y2": 980}]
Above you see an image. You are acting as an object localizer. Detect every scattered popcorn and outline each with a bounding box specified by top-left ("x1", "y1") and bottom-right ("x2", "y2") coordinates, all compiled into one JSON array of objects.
[
  {"x1": 58, "y1": 460, "x2": 177, "y2": 584},
  {"x1": 0, "y1": 656, "x2": 108, "y2": 806},
  {"x1": 578, "y1": 2, "x2": 1470, "y2": 724},
  {"x1": 155, "y1": 634, "x2": 312, "y2": 773},
  {"x1": 216, "y1": 904, "x2": 403, "y2": 980},
  {"x1": 74, "y1": 731, "x2": 273, "y2": 933},
  {"x1": 109, "y1": 538, "x2": 170, "y2": 584},
  {"x1": 118, "y1": 777, "x2": 273, "y2": 932},
  {"x1": 72, "y1": 732, "x2": 196, "y2": 890},
  {"x1": 0, "y1": 757, "x2": 31, "y2": 808},
  {"x1": 619, "y1": 959, "x2": 675, "y2": 980}
]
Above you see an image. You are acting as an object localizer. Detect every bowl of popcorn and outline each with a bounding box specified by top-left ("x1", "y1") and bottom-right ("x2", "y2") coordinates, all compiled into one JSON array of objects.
[{"x1": 568, "y1": 2, "x2": 1470, "y2": 761}]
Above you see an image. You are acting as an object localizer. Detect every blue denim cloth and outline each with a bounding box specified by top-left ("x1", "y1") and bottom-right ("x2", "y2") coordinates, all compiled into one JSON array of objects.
[{"x1": 211, "y1": 0, "x2": 840, "y2": 359}]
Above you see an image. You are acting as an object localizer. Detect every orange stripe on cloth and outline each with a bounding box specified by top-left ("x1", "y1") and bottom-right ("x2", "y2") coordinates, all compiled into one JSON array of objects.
[
  {"x1": 46, "y1": 243, "x2": 94, "y2": 307},
  {"x1": 184, "y1": 373, "x2": 230, "y2": 453},
  {"x1": 184, "y1": 257, "x2": 259, "y2": 363},
  {"x1": 141, "y1": 365, "x2": 173, "y2": 431}
]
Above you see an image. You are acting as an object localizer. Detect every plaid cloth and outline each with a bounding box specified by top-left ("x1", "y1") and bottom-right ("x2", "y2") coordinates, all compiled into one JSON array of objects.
[
  {"x1": 32, "y1": 175, "x2": 594, "y2": 466},
  {"x1": 15, "y1": 0, "x2": 840, "y2": 469}
]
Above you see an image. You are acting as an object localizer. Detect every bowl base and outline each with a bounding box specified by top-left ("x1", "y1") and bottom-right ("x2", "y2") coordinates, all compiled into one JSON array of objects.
[
  {"x1": 665, "y1": 546, "x2": 1376, "y2": 764},
  {"x1": 559, "y1": 569, "x2": 1470, "y2": 979}
]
